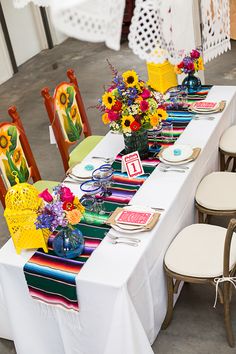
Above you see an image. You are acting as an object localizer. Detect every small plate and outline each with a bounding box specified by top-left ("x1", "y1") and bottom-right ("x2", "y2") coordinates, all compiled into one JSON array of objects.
[
  {"x1": 72, "y1": 160, "x2": 105, "y2": 179},
  {"x1": 111, "y1": 224, "x2": 146, "y2": 234},
  {"x1": 159, "y1": 155, "x2": 193, "y2": 166},
  {"x1": 161, "y1": 145, "x2": 193, "y2": 162}
]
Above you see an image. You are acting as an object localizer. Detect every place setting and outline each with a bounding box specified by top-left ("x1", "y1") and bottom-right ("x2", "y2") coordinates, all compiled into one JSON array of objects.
[{"x1": 189, "y1": 100, "x2": 226, "y2": 120}]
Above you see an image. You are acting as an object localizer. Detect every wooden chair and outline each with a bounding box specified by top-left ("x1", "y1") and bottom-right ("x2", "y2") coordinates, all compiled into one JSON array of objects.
[
  {"x1": 0, "y1": 106, "x2": 58, "y2": 208},
  {"x1": 219, "y1": 125, "x2": 236, "y2": 171},
  {"x1": 162, "y1": 220, "x2": 236, "y2": 347},
  {"x1": 41, "y1": 68, "x2": 103, "y2": 172},
  {"x1": 195, "y1": 172, "x2": 236, "y2": 223}
]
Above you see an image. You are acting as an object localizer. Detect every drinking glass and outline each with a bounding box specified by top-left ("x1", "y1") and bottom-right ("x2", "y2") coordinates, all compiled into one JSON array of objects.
[
  {"x1": 150, "y1": 125, "x2": 162, "y2": 150},
  {"x1": 161, "y1": 122, "x2": 173, "y2": 142},
  {"x1": 92, "y1": 164, "x2": 114, "y2": 197},
  {"x1": 80, "y1": 180, "x2": 105, "y2": 215}
]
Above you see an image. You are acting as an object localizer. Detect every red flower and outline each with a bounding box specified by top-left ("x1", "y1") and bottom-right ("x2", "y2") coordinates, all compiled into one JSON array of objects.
[
  {"x1": 141, "y1": 89, "x2": 151, "y2": 99},
  {"x1": 38, "y1": 189, "x2": 53, "y2": 202},
  {"x1": 108, "y1": 111, "x2": 119, "y2": 121},
  {"x1": 178, "y1": 61, "x2": 184, "y2": 69},
  {"x1": 112, "y1": 101, "x2": 122, "y2": 111},
  {"x1": 60, "y1": 186, "x2": 74, "y2": 203},
  {"x1": 62, "y1": 201, "x2": 75, "y2": 211},
  {"x1": 140, "y1": 100, "x2": 149, "y2": 112},
  {"x1": 185, "y1": 62, "x2": 195, "y2": 71},
  {"x1": 130, "y1": 120, "x2": 141, "y2": 132}
]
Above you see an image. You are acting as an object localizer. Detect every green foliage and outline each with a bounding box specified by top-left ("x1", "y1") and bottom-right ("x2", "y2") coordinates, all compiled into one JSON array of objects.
[
  {"x1": 66, "y1": 86, "x2": 74, "y2": 108},
  {"x1": 63, "y1": 113, "x2": 80, "y2": 142},
  {"x1": 7, "y1": 126, "x2": 17, "y2": 152}
]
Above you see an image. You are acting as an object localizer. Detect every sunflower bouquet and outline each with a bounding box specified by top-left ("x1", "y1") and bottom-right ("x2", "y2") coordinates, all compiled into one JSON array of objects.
[
  {"x1": 97, "y1": 66, "x2": 168, "y2": 135},
  {"x1": 174, "y1": 49, "x2": 204, "y2": 75}
]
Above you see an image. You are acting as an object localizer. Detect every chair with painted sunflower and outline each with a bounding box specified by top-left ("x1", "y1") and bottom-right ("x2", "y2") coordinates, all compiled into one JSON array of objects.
[
  {"x1": 0, "y1": 106, "x2": 58, "y2": 208},
  {"x1": 41, "y1": 68, "x2": 104, "y2": 172}
]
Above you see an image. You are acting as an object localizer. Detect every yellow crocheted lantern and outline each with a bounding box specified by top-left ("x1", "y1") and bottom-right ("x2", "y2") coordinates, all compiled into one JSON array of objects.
[{"x1": 4, "y1": 180, "x2": 50, "y2": 254}]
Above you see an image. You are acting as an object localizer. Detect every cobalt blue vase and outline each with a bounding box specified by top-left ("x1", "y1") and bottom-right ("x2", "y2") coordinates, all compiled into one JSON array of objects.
[
  {"x1": 182, "y1": 72, "x2": 201, "y2": 94},
  {"x1": 52, "y1": 227, "x2": 84, "y2": 259}
]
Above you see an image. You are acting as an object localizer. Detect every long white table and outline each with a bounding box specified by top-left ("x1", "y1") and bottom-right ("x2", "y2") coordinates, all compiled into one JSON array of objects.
[{"x1": 0, "y1": 86, "x2": 236, "y2": 354}]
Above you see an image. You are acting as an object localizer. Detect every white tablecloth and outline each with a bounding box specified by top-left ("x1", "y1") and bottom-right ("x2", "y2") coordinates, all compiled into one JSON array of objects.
[{"x1": 0, "y1": 86, "x2": 236, "y2": 354}]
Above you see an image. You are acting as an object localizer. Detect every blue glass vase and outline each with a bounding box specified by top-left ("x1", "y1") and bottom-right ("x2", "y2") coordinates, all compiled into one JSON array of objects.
[
  {"x1": 182, "y1": 72, "x2": 201, "y2": 94},
  {"x1": 52, "y1": 227, "x2": 84, "y2": 259}
]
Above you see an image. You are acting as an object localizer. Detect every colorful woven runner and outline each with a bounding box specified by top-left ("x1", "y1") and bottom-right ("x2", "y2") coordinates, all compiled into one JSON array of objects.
[{"x1": 23, "y1": 86, "x2": 212, "y2": 311}]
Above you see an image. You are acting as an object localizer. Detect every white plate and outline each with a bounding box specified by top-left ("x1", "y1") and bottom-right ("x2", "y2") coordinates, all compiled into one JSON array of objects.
[
  {"x1": 72, "y1": 160, "x2": 105, "y2": 179},
  {"x1": 159, "y1": 155, "x2": 193, "y2": 166},
  {"x1": 111, "y1": 224, "x2": 146, "y2": 234},
  {"x1": 161, "y1": 145, "x2": 193, "y2": 162}
]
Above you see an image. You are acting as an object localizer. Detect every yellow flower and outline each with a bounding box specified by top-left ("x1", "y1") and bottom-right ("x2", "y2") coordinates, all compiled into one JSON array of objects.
[
  {"x1": 102, "y1": 113, "x2": 110, "y2": 125},
  {"x1": 121, "y1": 115, "x2": 135, "y2": 133},
  {"x1": 70, "y1": 104, "x2": 80, "y2": 121},
  {"x1": 156, "y1": 108, "x2": 168, "y2": 121},
  {"x1": 0, "y1": 130, "x2": 11, "y2": 155},
  {"x1": 56, "y1": 87, "x2": 69, "y2": 110},
  {"x1": 174, "y1": 65, "x2": 182, "y2": 75},
  {"x1": 102, "y1": 92, "x2": 115, "y2": 109},
  {"x1": 73, "y1": 197, "x2": 85, "y2": 214},
  {"x1": 197, "y1": 57, "x2": 204, "y2": 71},
  {"x1": 67, "y1": 209, "x2": 83, "y2": 225},
  {"x1": 12, "y1": 147, "x2": 22, "y2": 165},
  {"x1": 122, "y1": 70, "x2": 139, "y2": 87},
  {"x1": 150, "y1": 114, "x2": 160, "y2": 127}
]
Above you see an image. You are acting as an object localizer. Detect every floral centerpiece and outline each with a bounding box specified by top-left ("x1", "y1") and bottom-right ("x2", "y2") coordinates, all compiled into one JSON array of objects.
[
  {"x1": 96, "y1": 64, "x2": 168, "y2": 158},
  {"x1": 36, "y1": 185, "x2": 85, "y2": 259},
  {"x1": 174, "y1": 49, "x2": 204, "y2": 93}
]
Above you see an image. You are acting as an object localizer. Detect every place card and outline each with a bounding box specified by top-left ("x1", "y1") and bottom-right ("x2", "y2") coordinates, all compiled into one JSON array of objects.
[
  {"x1": 116, "y1": 210, "x2": 154, "y2": 226},
  {"x1": 122, "y1": 151, "x2": 144, "y2": 178}
]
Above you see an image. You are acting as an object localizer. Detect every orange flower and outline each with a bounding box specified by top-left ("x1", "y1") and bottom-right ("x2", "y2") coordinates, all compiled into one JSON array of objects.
[
  {"x1": 150, "y1": 114, "x2": 160, "y2": 127},
  {"x1": 102, "y1": 113, "x2": 110, "y2": 125},
  {"x1": 67, "y1": 209, "x2": 83, "y2": 225}
]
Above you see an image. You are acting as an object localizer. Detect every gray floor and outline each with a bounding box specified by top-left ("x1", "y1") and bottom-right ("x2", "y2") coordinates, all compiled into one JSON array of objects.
[{"x1": 0, "y1": 38, "x2": 236, "y2": 353}]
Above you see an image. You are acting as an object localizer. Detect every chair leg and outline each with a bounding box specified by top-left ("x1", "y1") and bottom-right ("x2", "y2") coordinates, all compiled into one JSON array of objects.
[
  {"x1": 198, "y1": 210, "x2": 205, "y2": 223},
  {"x1": 232, "y1": 158, "x2": 236, "y2": 172},
  {"x1": 223, "y1": 281, "x2": 235, "y2": 347},
  {"x1": 162, "y1": 274, "x2": 174, "y2": 329},
  {"x1": 220, "y1": 150, "x2": 225, "y2": 171}
]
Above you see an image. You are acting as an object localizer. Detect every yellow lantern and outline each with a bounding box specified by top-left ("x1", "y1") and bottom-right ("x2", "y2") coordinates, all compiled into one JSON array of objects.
[{"x1": 4, "y1": 179, "x2": 50, "y2": 254}]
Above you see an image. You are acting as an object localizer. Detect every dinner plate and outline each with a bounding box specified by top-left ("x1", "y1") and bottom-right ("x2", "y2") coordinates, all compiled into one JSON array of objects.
[
  {"x1": 161, "y1": 145, "x2": 193, "y2": 162},
  {"x1": 111, "y1": 224, "x2": 146, "y2": 234},
  {"x1": 71, "y1": 160, "x2": 105, "y2": 179},
  {"x1": 159, "y1": 155, "x2": 193, "y2": 166}
]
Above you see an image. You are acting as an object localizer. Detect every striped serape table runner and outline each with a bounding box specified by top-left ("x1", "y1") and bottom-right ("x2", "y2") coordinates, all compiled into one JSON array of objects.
[{"x1": 23, "y1": 86, "x2": 212, "y2": 311}]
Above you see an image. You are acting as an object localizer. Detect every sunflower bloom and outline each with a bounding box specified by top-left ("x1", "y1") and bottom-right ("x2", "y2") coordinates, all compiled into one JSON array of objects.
[
  {"x1": 70, "y1": 104, "x2": 80, "y2": 121},
  {"x1": 157, "y1": 108, "x2": 168, "y2": 121},
  {"x1": 12, "y1": 147, "x2": 23, "y2": 165},
  {"x1": 102, "y1": 92, "x2": 116, "y2": 109},
  {"x1": 122, "y1": 70, "x2": 139, "y2": 88},
  {"x1": 0, "y1": 130, "x2": 11, "y2": 155},
  {"x1": 56, "y1": 87, "x2": 69, "y2": 110},
  {"x1": 150, "y1": 114, "x2": 160, "y2": 127},
  {"x1": 121, "y1": 115, "x2": 135, "y2": 133}
]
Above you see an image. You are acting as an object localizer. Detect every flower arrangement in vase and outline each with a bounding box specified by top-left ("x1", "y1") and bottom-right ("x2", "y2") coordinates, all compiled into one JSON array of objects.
[
  {"x1": 174, "y1": 49, "x2": 204, "y2": 93},
  {"x1": 96, "y1": 63, "x2": 168, "y2": 158},
  {"x1": 36, "y1": 185, "x2": 85, "y2": 259}
]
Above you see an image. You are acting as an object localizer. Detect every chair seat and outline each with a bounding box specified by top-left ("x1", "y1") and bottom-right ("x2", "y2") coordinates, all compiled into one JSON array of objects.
[
  {"x1": 33, "y1": 180, "x2": 59, "y2": 193},
  {"x1": 195, "y1": 172, "x2": 236, "y2": 210},
  {"x1": 69, "y1": 135, "x2": 104, "y2": 167},
  {"x1": 165, "y1": 223, "x2": 236, "y2": 278},
  {"x1": 220, "y1": 125, "x2": 236, "y2": 154}
]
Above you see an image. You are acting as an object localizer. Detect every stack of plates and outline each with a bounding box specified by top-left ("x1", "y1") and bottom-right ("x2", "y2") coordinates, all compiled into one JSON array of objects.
[
  {"x1": 189, "y1": 101, "x2": 221, "y2": 114},
  {"x1": 159, "y1": 144, "x2": 193, "y2": 165},
  {"x1": 68, "y1": 160, "x2": 105, "y2": 181}
]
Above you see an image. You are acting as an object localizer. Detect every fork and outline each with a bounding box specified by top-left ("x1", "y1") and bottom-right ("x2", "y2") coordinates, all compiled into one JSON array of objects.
[
  {"x1": 91, "y1": 156, "x2": 114, "y2": 163},
  {"x1": 160, "y1": 168, "x2": 186, "y2": 173},
  {"x1": 159, "y1": 163, "x2": 189, "y2": 170},
  {"x1": 108, "y1": 234, "x2": 140, "y2": 243},
  {"x1": 110, "y1": 240, "x2": 139, "y2": 247},
  {"x1": 192, "y1": 116, "x2": 215, "y2": 121}
]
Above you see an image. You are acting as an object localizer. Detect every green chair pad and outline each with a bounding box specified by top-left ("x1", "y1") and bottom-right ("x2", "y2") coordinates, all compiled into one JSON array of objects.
[
  {"x1": 33, "y1": 180, "x2": 59, "y2": 193},
  {"x1": 69, "y1": 135, "x2": 104, "y2": 167}
]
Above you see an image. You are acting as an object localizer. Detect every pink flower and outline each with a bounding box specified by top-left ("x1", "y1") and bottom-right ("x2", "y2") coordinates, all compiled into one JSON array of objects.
[
  {"x1": 140, "y1": 100, "x2": 149, "y2": 112},
  {"x1": 60, "y1": 186, "x2": 74, "y2": 203},
  {"x1": 38, "y1": 189, "x2": 53, "y2": 203},
  {"x1": 190, "y1": 49, "x2": 200, "y2": 59},
  {"x1": 185, "y1": 62, "x2": 195, "y2": 71},
  {"x1": 108, "y1": 111, "x2": 119, "y2": 121},
  {"x1": 141, "y1": 89, "x2": 151, "y2": 99}
]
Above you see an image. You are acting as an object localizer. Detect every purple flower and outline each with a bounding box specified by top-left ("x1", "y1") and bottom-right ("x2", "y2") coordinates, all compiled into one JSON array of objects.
[{"x1": 35, "y1": 214, "x2": 54, "y2": 229}]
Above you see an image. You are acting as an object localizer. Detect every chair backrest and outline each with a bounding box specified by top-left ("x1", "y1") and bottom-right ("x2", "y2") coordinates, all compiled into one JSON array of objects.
[
  {"x1": 41, "y1": 69, "x2": 91, "y2": 172},
  {"x1": 224, "y1": 219, "x2": 236, "y2": 277},
  {"x1": 0, "y1": 106, "x2": 41, "y2": 208}
]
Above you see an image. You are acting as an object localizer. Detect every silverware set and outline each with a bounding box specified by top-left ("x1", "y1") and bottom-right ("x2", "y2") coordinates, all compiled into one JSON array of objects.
[
  {"x1": 159, "y1": 164, "x2": 189, "y2": 173},
  {"x1": 192, "y1": 116, "x2": 215, "y2": 121},
  {"x1": 108, "y1": 232, "x2": 140, "y2": 246},
  {"x1": 91, "y1": 156, "x2": 115, "y2": 163}
]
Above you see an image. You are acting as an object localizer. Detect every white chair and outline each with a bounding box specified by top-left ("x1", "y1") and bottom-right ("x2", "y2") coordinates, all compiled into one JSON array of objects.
[
  {"x1": 162, "y1": 220, "x2": 236, "y2": 347},
  {"x1": 219, "y1": 125, "x2": 236, "y2": 171},
  {"x1": 195, "y1": 172, "x2": 236, "y2": 223}
]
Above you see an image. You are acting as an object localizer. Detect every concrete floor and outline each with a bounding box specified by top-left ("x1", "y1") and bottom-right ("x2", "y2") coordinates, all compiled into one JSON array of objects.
[{"x1": 0, "y1": 38, "x2": 236, "y2": 353}]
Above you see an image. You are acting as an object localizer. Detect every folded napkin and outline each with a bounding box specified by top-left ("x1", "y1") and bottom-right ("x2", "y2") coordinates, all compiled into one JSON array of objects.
[
  {"x1": 106, "y1": 207, "x2": 160, "y2": 231},
  {"x1": 189, "y1": 100, "x2": 226, "y2": 114},
  {"x1": 158, "y1": 147, "x2": 201, "y2": 163}
]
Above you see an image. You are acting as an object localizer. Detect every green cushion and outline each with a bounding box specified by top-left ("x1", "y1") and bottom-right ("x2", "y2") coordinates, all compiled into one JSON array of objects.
[
  {"x1": 33, "y1": 180, "x2": 59, "y2": 193},
  {"x1": 68, "y1": 135, "x2": 104, "y2": 167}
]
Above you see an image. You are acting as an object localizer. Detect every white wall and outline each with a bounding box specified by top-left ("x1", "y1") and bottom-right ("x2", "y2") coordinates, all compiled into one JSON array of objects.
[{"x1": 0, "y1": 27, "x2": 13, "y2": 85}]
